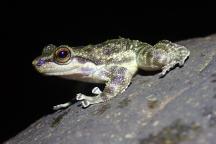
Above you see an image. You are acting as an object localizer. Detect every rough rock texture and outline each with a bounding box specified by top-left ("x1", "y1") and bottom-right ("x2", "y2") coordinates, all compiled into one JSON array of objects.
[{"x1": 5, "y1": 35, "x2": 216, "y2": 144}]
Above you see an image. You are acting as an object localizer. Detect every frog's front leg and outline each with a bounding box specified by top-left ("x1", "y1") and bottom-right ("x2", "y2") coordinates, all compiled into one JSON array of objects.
[{"x1": 76, "y1": 68, "x2": 133, "y2": 107}]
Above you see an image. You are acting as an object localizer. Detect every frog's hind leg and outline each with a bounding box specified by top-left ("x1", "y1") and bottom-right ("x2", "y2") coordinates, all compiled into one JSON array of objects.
[
  {"x1": 137, "y1": 43, "x2": 173, "y2": 77},
  {"x1": 137, "y1": 40, "x2": 189, "y2": 78},
  {"x1": 153, "y1": 40, "x2": 190, "y2": 77}
]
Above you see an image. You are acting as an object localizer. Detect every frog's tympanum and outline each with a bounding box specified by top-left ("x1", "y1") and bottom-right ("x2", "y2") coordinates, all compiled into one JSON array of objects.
[{"x1": 32, "y1": 38, "x2": 190, "y2": 108}]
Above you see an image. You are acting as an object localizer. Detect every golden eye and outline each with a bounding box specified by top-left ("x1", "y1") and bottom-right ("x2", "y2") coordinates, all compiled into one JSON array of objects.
[{"x1": 54, "y1": 48, "x2": 71, "y2": 64}]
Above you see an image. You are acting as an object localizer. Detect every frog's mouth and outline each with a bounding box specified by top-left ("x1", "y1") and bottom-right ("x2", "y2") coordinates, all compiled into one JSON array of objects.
[
  {"x1": 43, "y1": 67, "x2": 97, "y2": 76},
  {"x1": 34, "y1": 61, "x2": 100, "y2": 76}
]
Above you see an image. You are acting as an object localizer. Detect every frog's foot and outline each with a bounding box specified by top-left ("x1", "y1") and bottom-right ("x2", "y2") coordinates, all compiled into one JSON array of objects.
[
  {"x1": 178, "y1": 60, "x2": 185, "y2": 67},
  {"x1": 178, "y1": 47, "x2": 190, "y2": 67},
  {"x1": 159, "y1": 62, "x2": 177, "y2": 78},
  {"x1": 76, "y1": 87, "x2": 103, "y2": 107},
  {"x1": 159, "y1": 67, "x2": 171, "y2": 78},
  {"x1": 160, "y1": 58, "x2": 189, "y2": 77},
  {"x1": 178, "y1": 55, "x2": 189, "y2": 66},
  {"x1": 76, "y1": 93, "x2": 104, "y2": 107}
]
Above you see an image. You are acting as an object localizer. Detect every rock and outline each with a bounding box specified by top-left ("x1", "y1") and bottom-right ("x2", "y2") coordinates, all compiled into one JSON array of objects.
[{"x1": 4, "y1": 34, "x2": 216, "y2": 144}]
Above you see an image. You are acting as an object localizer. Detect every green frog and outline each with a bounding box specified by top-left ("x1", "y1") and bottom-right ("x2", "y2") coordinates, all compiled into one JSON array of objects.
[{"x1": 32, "y1": 38, "x2": 190, "y2": 108}]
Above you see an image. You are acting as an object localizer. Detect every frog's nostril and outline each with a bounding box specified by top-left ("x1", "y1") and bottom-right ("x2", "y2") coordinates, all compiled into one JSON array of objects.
[{"x1": 36, "y1": 59, "x2": 45, "y2": 66}]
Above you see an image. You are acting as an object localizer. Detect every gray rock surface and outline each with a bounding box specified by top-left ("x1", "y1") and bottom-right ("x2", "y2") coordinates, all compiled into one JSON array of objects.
[{"x1": 5, "y1": 35, "x2": 216, "y2": 144}]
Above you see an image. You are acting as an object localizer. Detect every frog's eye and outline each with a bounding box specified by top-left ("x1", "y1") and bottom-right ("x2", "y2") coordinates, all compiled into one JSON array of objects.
[{"x1": 54, "y1": 48, "x2": 71, "y2": 64}]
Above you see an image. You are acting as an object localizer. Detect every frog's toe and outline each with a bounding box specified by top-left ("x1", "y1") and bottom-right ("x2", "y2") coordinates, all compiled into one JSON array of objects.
[
  {"x1": 53, "y1": 102, "x2": 71, "y2": 110},
  {"x1": 76, "y1": 93, "x2": 104, "y2": 107},
  {"x1": 159, "y1": 66, "x2": 169, "y2": 77},
  {"x1": 92, "y1": 87, "x2": 102, "y2": 94},
  {"x1": 81, "y1": 100, "x2": 91, "y2": 107},
  {"x1": 76, "y1": 93, "x2": 85, "y2": 100},
  {"x1": 76, "y1": 94, "x2": 91, "y2": 107},
  {"x1": 178, "y1": 61, "x2": 185, "y2": 66},
  {"x1": 159, "y1": 71, "x2": 167, "y2": 78}
]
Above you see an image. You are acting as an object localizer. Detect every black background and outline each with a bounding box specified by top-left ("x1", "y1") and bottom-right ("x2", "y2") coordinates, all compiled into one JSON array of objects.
[{"x1": 4, "y1": 1, "x2": 215, "y2": 143}]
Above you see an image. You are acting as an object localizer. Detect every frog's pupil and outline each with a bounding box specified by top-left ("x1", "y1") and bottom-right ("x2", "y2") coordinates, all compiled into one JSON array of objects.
[{"x1": 58, "y1": 50, "x2": 68, "y2": 58}]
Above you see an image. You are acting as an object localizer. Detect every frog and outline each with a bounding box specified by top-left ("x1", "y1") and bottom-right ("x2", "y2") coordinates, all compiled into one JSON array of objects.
[{"x1": 32, "y1": 38, "x2": 190, "y2": 108}]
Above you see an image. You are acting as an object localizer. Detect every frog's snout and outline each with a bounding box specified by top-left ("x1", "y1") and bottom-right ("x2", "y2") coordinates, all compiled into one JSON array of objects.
[
  {"x1": 32, "y1": 59, "x2": 36, "y2": 65},
  {"x1": 32, "y1": 59, "x2": 37, "y2": 66},
  {"x1": 32, "y1": 58, "x2": 46, "y2": 67}
]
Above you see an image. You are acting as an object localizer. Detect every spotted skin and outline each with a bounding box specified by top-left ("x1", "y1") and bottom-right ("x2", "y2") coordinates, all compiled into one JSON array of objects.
[{"x1": 32, "y1": 38, "x2": 190, "y2": 108}]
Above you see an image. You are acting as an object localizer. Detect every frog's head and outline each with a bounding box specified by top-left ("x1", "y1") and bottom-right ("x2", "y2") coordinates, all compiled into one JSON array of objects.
[{"x1": 32, "y1": 44, "x2": 98, "y2": 76}]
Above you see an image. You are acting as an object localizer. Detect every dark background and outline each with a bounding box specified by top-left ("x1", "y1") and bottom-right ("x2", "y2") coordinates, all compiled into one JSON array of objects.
[{"x1": 4, "y1": 1, "x2": 215, "y2": 143}]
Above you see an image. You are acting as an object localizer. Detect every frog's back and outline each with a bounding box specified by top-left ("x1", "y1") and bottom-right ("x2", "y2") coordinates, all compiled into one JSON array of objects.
[
  {"x1": 75, "y1": 38, "x2": 151, "y2": 65},
  {"x1": 94, "y1": 38, "x2": 148, "y2": 53}
]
